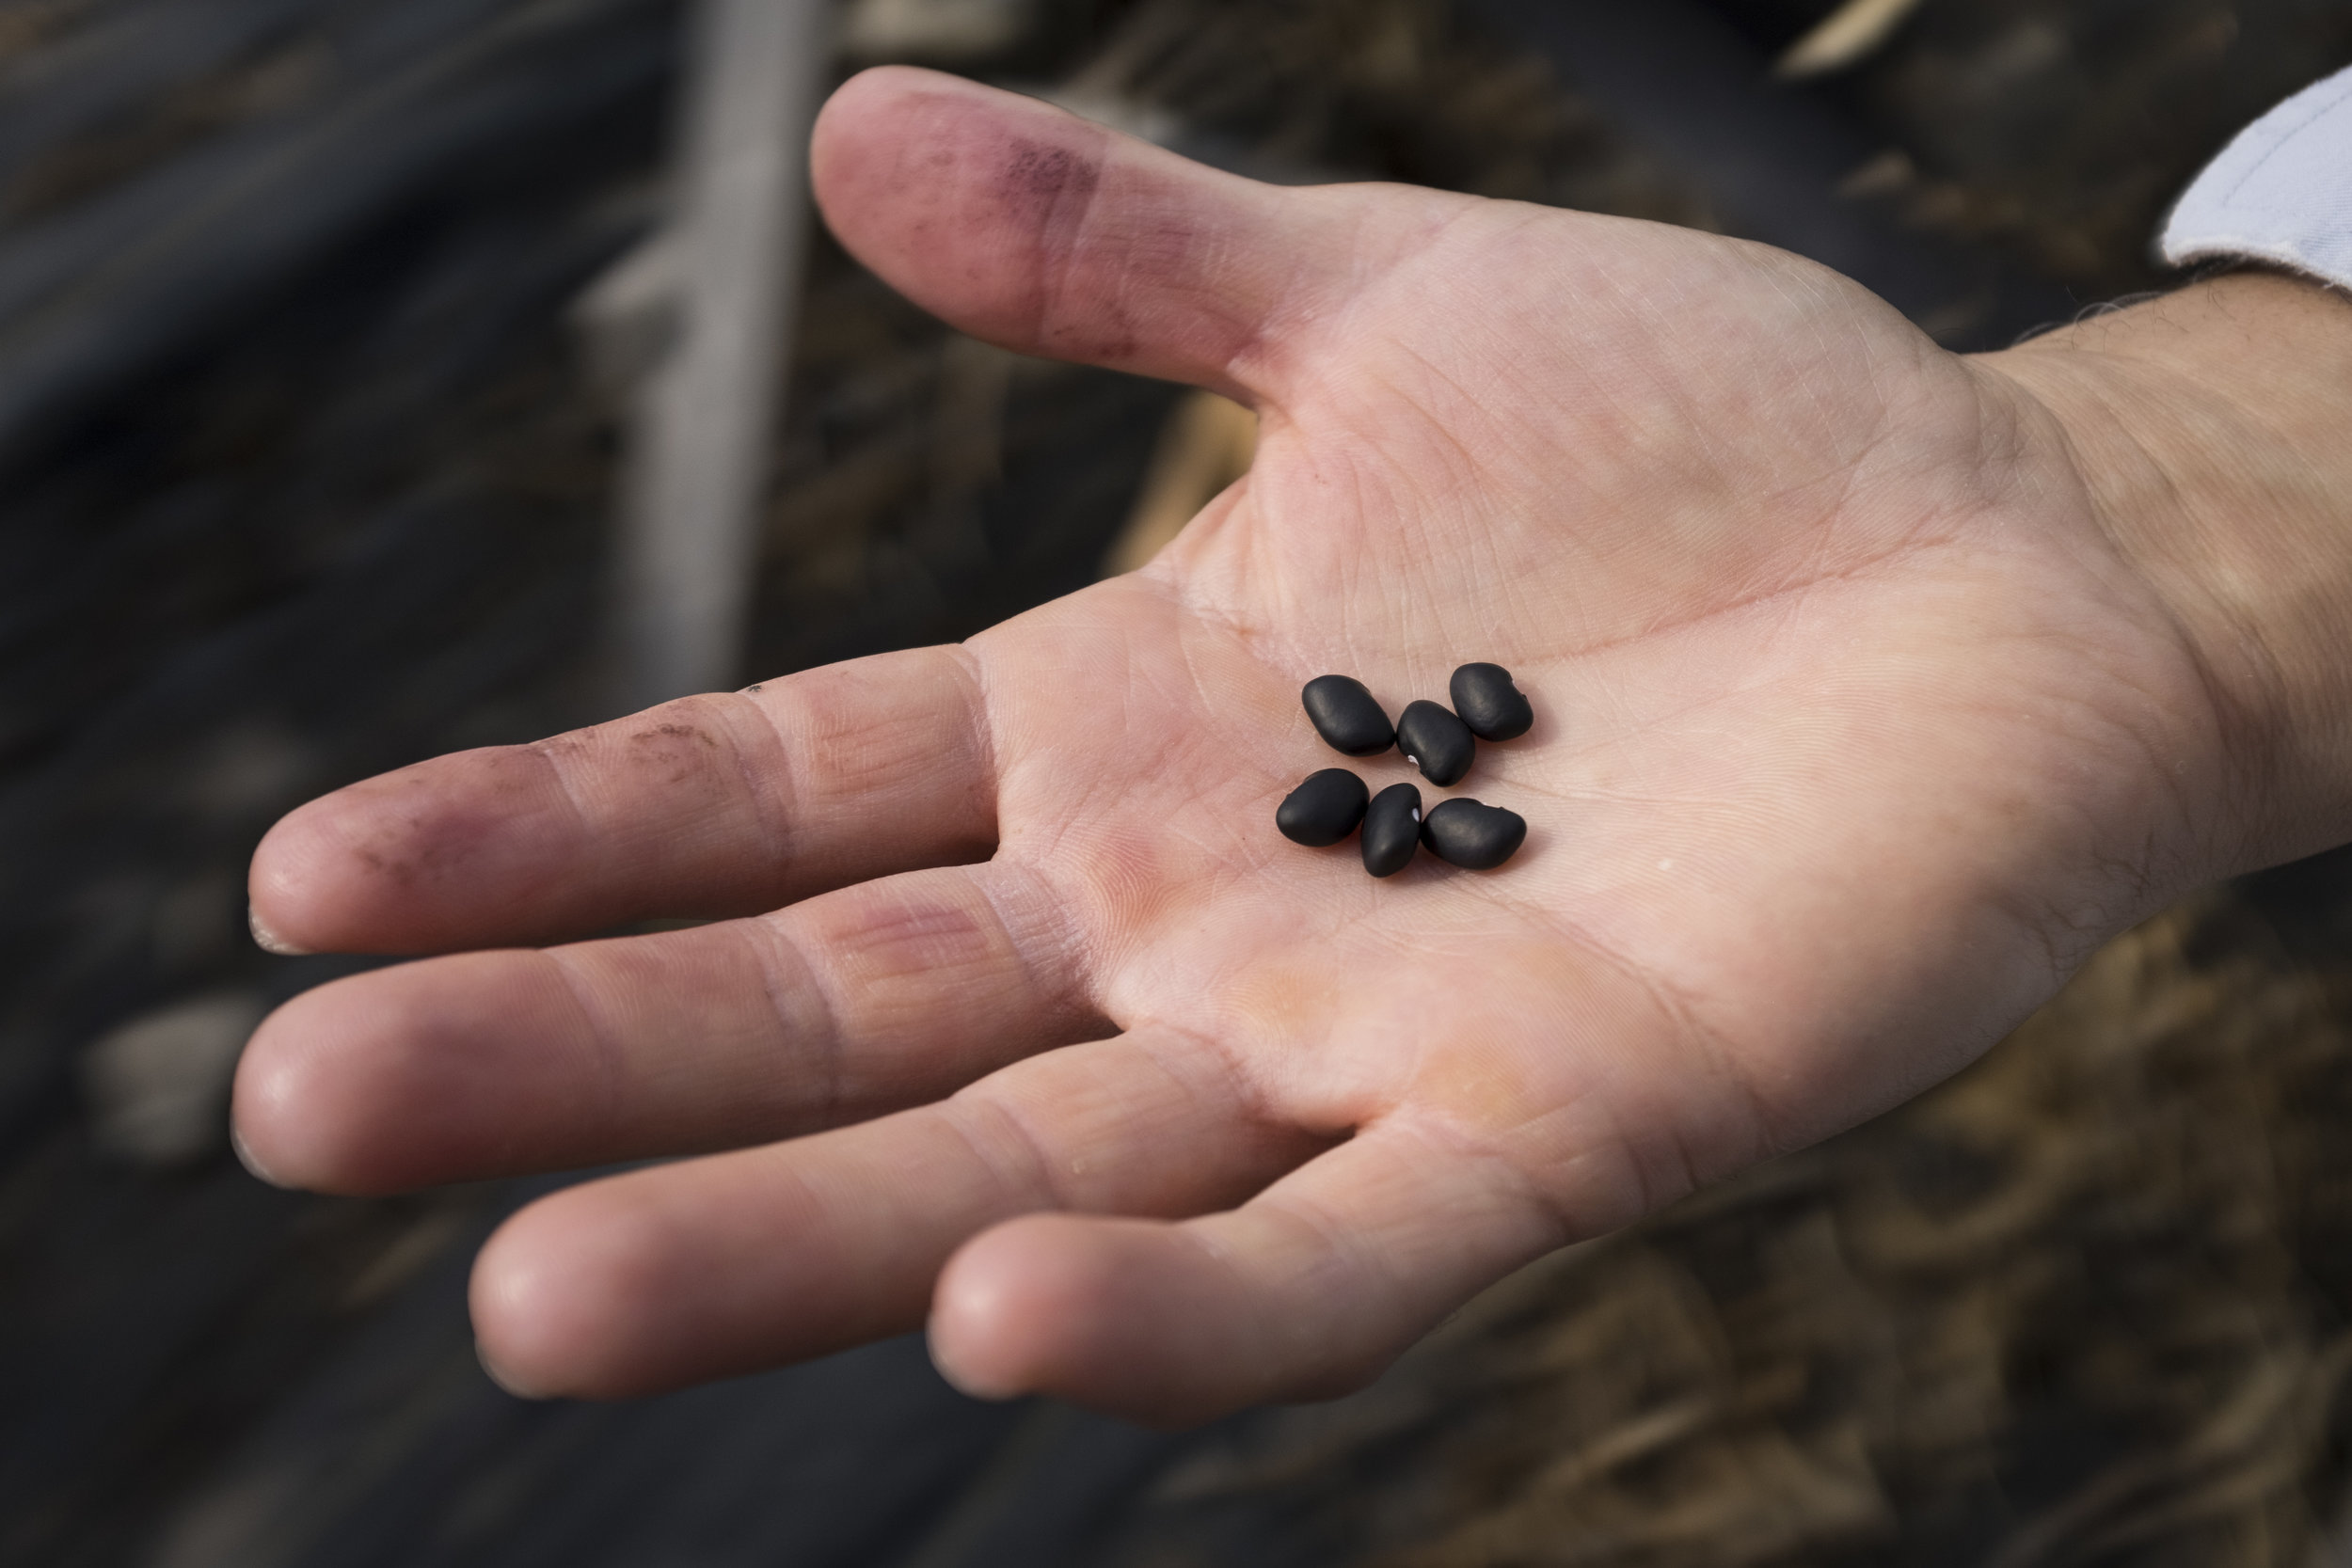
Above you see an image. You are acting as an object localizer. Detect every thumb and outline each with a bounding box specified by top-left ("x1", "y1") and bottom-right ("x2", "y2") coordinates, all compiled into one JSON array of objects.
[{"x1": 810, "y1": 67, "x2": 1427, "y2": 403}]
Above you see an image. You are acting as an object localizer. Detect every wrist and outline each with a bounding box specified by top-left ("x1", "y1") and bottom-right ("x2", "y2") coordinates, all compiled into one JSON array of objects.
[{"x1": 1979, "y1": 272, "x2": 2352, "y2": 872}]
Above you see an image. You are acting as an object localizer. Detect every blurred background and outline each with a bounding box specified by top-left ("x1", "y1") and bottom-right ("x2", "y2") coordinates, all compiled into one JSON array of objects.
[{"x1": 8, "y1": 1, "x2": 2352, "y2": 1563}]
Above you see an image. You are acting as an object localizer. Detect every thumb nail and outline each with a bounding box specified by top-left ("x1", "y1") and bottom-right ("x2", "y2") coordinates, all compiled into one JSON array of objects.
[
  {"x1": 477, "y1": 1341, "x2": 551, "y2": 1401},
  {"x1": 248, "y1": 906, "x2": 311, "y2": 957},
  {"x1": 230, "y1": 1123, "x2": 286, "y2": 1188}
]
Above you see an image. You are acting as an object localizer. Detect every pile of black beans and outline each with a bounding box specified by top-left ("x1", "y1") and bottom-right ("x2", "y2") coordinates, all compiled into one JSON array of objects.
[{"x1": 1277, "y1": 663, "x2": 1533, "y2": 878}]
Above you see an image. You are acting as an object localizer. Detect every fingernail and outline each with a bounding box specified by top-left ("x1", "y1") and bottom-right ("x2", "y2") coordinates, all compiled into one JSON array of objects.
[
  {"x1": 476, "y1": 1341, "x2": 551, "y2": 1401},
  {"x1": 247, "y1": 905, "x2": 310, "y2": 957},
  {"x1": 230, "y1": 1123, "x2": 286, "y2": 1188},
  {"x1": 927, "y1": 1331, "x2": 1022, "y2": 1403}
]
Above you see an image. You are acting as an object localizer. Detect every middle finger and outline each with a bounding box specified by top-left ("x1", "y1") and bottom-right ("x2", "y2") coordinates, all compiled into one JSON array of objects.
[{"x1": 232, "y1": 862, "x2": 1100, "y2": 1194}]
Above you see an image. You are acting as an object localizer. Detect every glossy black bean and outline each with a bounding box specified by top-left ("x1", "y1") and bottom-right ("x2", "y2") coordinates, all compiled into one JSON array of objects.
[
  {"x1": 1396, "y1": 700, "x2": 1475, "y2": 786},
  {"x1": 1360, "y1": 783, "x2": 1422, "y2": 878},
  {"x1": 1422, "y1": 798, "x2": 1527, "y2": 869},
  {"x1": 1277, "y1": 768, "x2": 1370, "y2": 847},
  {"x1": 1449, "y1": 662, "x2": 1534, "y2": 741},
  {"x1": 1301, "y1": 675, "x2": 1394, "y2": 756}
]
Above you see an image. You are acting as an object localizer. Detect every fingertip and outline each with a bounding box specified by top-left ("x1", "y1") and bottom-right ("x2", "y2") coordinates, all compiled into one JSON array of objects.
[
  {"x1": 229, "y1": 1118, "x2": 284, "y2": 1189},
  {"x1": 230, "y1": 993, "x2": 338, "y2": 1191},
  {"x1": 469, "y1": 1211, "x2": 586, "y2": 1399},
  {"x1": 811, "y1": 66, "x2": 1112, "y2": 346},
  {"x1": 247, "y1": 772, "x2": 489, "y2": 958},
  {"x1": 813, "y1": 65, "x2": 970, "y2": 189},
  {"x1": 811, "y1": 66, "x2": 1030, "y2": 209},
  {"x1": 245, "y1": 741, "x2": 578, "y2": 957},
  {"x1": 469, "y1": 1187, "x2": 689, "y2": 1402},
  {"x1": 930, "y1": 1214, "x2": 1243, "y2": 1428},
  {"x1": 232, "y1": 982, "x2": 437, "y2": 1196},
  {"x1": 814, "y1": 67, "x2": 977, "y2": 235},
  {"x1": 230, "y1": 964, "x2": 532, "y2": 1196},
  {"x1": 247, "y1": 800, "x2": 342, "y2": 957},
  {"x1": 476, "y1": 1338, "x2": 552, "y2": 1402},
  {"x1": 246, "y1": 903, "x2": 310, "y2": 958},
  {"x1": 807, "y1": 63, "x2": 1325, "y2": 396},
  {"x1": 928, "y1": 1212, "x2": 1098, "y2": 1402}
]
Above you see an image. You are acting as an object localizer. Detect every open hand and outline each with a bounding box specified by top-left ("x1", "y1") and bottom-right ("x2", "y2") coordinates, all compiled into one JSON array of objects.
[{"x1": 233, "y1": 68, "x2": 2338, "y2": 1424}]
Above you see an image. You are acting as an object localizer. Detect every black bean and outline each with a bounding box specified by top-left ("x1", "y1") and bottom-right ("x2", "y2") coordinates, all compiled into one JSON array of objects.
[
  {"x1": 1396, "y1": 700, "x2": 1475, "y2": 787},
  {"x1": 1449, "y1": 662, "x2": 1534, "y2": 741},
  {"x1": 1302, "y1": 675, "x2": 1394, "y2": 756},
  {"x1": 1277, "y1": 768, "x2": 1370, "y2": 847},
  {"x1": 1422, "y1": 799, "x2": 1527, "y2": 869},
  {"x1": 1361, "y1": 783, "x2": 1422, "y2": 878}
]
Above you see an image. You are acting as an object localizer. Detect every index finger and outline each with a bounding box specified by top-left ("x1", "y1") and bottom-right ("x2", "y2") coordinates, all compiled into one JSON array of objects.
[{"x1": 249, "y1": 644, "x2": 997, "y2": 955}]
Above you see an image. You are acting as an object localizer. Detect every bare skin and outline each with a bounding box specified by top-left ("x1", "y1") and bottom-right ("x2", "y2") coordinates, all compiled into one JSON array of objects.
[{"x1": 232, "y1": 68, "x2": 2352, "y2": 1426}]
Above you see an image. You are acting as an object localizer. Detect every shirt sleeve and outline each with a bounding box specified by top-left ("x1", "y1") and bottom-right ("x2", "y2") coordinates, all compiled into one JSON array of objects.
[{"x1": 2161, "y1": 65, "x2": 2352, "y2": 290}]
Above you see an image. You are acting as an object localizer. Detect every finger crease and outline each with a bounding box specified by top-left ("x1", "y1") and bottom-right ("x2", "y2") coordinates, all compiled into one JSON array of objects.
[
  {"x1": 940, "y1": 1091, "x2": 1067, "y2": 1211},
  {"x1": 538, "y1": 948, "x2": 629, "y2": 1133},
  {"x1": 969, "y1": 861, "x2": 1092, "y2": 1033},
  {"x1": 529, "y1": 740, "x2": 604, "y2": 876},
  {"x1": 740, "y1": 695, "x2": 812, "y2": 891},
  {"x1": 1129, "y1": 1016, "x2": 1284, "y2": 1139},
  {"x1": 1524, "y1": 907, "x2": 1782, "y2": 1212},
  {"x1": 946, "y1": 643, "x2": 1003, "y2": 831},
  {"x1": 715, "y1": 693, "x2": 799, "y2": 879},
  {"x1": 738, "y1": 916, "x2": 846, "y2": 1120},
  {"x1": 1379, "y1": 1113, "x2": 1581, "y2": 1259}
]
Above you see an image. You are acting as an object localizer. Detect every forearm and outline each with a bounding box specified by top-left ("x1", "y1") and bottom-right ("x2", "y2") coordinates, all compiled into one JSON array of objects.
[{"x1": 1979, "y1": 272, "x2": 2352, "y2": 872}]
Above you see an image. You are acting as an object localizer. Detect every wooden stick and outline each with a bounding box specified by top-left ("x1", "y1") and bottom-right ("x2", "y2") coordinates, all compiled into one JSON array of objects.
[
  {"x1": 1775, "y1": 0, "x2": 1926, "y2": 80},
  {"x1": 612, "y1": 0, "x2": 831, "y2": 710}
]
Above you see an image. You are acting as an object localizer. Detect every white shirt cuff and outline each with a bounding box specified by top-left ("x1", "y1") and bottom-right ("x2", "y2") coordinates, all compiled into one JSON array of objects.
[{"x1": 2161, "y1": 65, "x2": 2352, "y2": 291}]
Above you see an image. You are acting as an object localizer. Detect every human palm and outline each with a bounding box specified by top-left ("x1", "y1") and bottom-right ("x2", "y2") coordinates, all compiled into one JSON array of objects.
[{"x1": 236, "y1": 69, "x2": 2236, "y2": 1422}]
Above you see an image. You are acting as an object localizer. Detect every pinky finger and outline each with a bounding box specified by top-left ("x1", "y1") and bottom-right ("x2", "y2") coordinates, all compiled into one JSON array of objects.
[{"x1": 927, "y1": 1124, "x2": 1570, "y2": 1427}]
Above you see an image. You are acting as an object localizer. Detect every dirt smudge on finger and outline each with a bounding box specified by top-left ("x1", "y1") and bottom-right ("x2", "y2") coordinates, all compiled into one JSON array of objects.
[
  {"x1": 996, "y1": 137, "x2": 1101, "y2": 232},
  {"x1": 629, "y1": 721, "x2": 722, "y2": 786}
]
